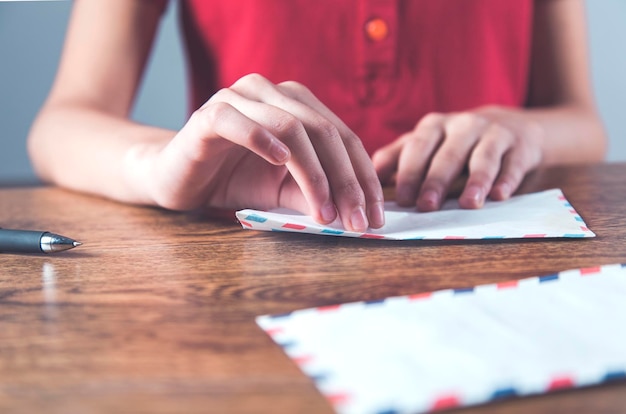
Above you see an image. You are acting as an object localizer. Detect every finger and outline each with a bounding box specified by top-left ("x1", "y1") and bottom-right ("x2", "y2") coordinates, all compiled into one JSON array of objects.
[
  {"x1": 184, "y1": 100, "x2": 290, "y2": 165},
  {"x1": 153, "y1": 102, "x2": 289, "y2": 210},
  {"x1": 276, "y1": 80, "x2": 385, "y2": 229},
  {"x1": 417, "y1": 113, "x2": 487, "y2": 212},
  {"x1": 489, "y1": 152, "x2": 526, "y2": 201},
  {"x1": 458, "y1": 124, "x2": 513, "y2": 209},
  {"x1": 490, "y1": 123, "x2": 544, "y2": 200},
  {"x1": 277, "y1": 174, "x2": 309, "y2": 214},
  {"x1": 233, "y1": 76, "x2": 382, "y2": 230},
  {"x1": 371, "y1": 138, "x2": 404, "y2": 186},
  {"x1": 395, "y1": 113, "x2": 446, "y2": 207},
  {"x1": 489, "y1": 139, "x2": 542, "y2": 201},
  {"x1": 213, "y1": 86, "x2": 343, "y2": 226},
  {"x1": 278, "y1": 82, "x2": 383, "y2": 230}
]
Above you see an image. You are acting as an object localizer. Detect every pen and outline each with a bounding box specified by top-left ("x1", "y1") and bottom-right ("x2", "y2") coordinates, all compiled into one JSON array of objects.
[{"x1": 0, "y1": 228, "x2": 82, "y2": 254}]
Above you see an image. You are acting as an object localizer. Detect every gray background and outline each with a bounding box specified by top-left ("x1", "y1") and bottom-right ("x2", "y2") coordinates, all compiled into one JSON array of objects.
[{"x1": 1, "y1": 1, "x2": 625, "y2": 186}]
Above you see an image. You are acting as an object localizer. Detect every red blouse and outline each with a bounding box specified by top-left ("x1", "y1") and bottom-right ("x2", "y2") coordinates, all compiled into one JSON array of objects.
[{"x1": 179, "y1": 0, "x2": 533, "y2": 155}]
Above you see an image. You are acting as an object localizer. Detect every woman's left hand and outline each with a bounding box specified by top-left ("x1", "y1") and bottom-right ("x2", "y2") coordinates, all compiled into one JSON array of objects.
[{"x1": 372, "y1": 105, "x2": 545, "y2": 211}]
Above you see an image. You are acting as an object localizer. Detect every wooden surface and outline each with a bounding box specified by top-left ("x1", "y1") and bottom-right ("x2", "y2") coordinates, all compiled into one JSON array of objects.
[{"x1": 1, "y1": 162, "x2": 626, "y2": 414}]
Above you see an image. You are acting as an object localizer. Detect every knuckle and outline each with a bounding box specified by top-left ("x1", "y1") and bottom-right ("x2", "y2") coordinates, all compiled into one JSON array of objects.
[
  {"x1": 505, "y1": 152, "x2": 534, "y2": 176},
  {"x1": 337, "y1": 178, "x2": 365, "y2": 202},
  {"x1": 477, "y1": 104, "x2": 502, "y2": 114},
  {"x1": 245, "y1": 124, "x2": 270, "y2": 149},
  {"x1": 467, "y1": 155, "x2": 499, "y2": 178},
  {"x1": 272, "y1": 114, "x2": 304, "y2": 138},
  {"x1": 421, "y1": 177, "x2": 446, "y2": 194},
  {"x1": 401, "y1": 130, "x2": 435, "y2": 154},
  {"x1": 485, "y1": 122, "x2": 507, "y2": 136},
  {"x1": 499, "y1": 169, "x2": 524, "y2": 188},
  {"x1": 371, "y1": 148, "x2": 388, "y2": 166},
  {"x1": 339, "y1": 131, "x2": 366, "y2": 157},
  {"x1": 370, "y1": 155, "x2": 383, "y2": 172},
  {"x1": 313, "y1": 118, "x2": 341, "y2": 144},
  {"x1": 468, "y1": 170, "x2": 492, "y2": 184},
  {"x1": 487, "y1": 123, "x2": 516, "y2": 146},
  {"x1": 450, "y1": 112, "x2": 487, "y2": 132},
  {"x1": 208, "y1": 87, "x2": 231, "y2": 103},
  {"x1": 233, "y1": 72, "x2": 268, "y2": 88},
  {"x1": 343, "y1": 131, "x2": 365, "y2": 151},
  {"x1": 198, "y1": 101, "x2": 231, "y2": 128},
  {"x1": 307, "y1": 170, "x2": 328, "y2": 190},
  {"x1": 418, "y1": 112, "x2": 445, "y2": 129},
  {"x1": 278, "y1": 80, "x2": 311, "y2": 97},
  {"x1": 438, "y1": 148, "x2": 467, "y2": 165},
  {"x1": 363, "y1": 177, "x2": 384, "y2": 202},
  {"x1": 477, "y1": 144, "x2": 502, "y2": 163},
  {"x1": 409, "y1": 130, "x2": 436, "y2": 147}
]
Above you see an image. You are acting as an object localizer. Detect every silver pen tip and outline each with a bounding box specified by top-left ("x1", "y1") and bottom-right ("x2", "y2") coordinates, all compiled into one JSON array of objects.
[{"x1": 73, "y1": 241, "x2": 82, "y2": 247}]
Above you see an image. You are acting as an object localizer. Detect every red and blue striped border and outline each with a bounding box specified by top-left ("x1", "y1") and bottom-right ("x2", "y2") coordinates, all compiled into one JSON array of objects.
[
  {"x1": 258, "y1": 263, "x2": 626, "y2": 413},
  {"x1": 239, "y1": 189, "x2": 594, "y2": 240}
]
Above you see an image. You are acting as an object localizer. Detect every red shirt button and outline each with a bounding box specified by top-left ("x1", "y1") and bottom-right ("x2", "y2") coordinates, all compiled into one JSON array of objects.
[{"x1": 364, "y1": 18, "x2": 389, "y2": 41}]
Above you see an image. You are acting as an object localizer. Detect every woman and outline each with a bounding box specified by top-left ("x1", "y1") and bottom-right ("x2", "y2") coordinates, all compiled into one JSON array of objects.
[{"x1": 28, "y1": 0, "x2": 606, "y2": 232}]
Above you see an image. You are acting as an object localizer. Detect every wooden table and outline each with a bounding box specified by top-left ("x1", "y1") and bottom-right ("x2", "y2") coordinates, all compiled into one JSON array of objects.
[{"x1": 1, "y1": 163, "x2": 626, "y2": 414}]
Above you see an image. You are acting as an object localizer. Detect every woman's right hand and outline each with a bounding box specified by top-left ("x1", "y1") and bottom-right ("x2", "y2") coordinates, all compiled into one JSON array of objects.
[{"x1": 128, "y1": 74, "x2": 385, "y2": 232}]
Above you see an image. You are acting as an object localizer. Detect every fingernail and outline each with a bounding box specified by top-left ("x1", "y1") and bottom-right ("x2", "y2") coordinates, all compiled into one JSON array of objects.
[
  {"x1": 321, "y1": 202, "x2": 337, "y2": 223},
  {"x1": 499, "y1": 182, "x2": 512, "y2": 198},
  {"x1": 494, "y1": 182, "x2": 511, "y2": 200},
  {"x1": 369, "y1": 201, "x2": 385, "y2": 228},
  {"x1": 418, "y1": 189, "x2": 440, "y2": 211},
  {"x1": 350, "y1": 206, "x2": 368, "y2": 232},
  {"x1": 463, "y1": 185, "x2": 484, "y2": 208},
  {"x1": 270, "y1": 142, "x2": 290, "y2": 163}
]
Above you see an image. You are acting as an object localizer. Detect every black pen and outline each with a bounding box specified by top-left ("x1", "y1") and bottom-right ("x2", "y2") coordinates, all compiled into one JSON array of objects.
[{"x1": 0, "y1": 228, "x2": 82, "y2": 254}]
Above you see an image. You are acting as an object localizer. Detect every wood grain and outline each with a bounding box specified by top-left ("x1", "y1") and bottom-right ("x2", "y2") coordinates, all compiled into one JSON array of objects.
[{"x1": 1, "y1": 163, "x2": 625, "y2": 414}]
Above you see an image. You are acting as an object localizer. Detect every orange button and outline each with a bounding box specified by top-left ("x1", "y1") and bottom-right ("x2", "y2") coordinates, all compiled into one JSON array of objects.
[{"x1": 365, "y1": 18, "x2": 388, "y2": 41}]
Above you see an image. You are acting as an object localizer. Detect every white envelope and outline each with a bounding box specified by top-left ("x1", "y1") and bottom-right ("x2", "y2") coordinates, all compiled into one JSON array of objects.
[
  {"x1": 236, "y1": 189, "x2": 594, "y2": 240},
  {"x1": 257, "y1": 264, "x2": 626, "y2": 414}
]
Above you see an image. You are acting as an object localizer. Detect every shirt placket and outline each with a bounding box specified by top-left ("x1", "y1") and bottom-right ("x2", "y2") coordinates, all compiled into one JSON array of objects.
[{"x1": 356, "y1": 0, "x2": 399, "y2": 105}]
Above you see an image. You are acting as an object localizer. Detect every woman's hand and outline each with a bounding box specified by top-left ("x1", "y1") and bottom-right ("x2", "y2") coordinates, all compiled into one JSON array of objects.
[
  {"x1": 372, "y1": 106, "x2": 545, "y2": 211},
  {"x1": 128, "y1": 74, "x2": 385, "y2": 232}
]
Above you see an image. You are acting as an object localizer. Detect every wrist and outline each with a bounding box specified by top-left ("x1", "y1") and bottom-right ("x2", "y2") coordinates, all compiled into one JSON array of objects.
[{"x1": 123, "y1": 142, "x2": 162, "y2": 206}]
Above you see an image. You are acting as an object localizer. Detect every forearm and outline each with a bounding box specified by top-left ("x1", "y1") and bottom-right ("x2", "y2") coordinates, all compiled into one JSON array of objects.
[
  {"x1": 527, "y1": 105, "x2": 606, "y2": 166},
  {"x1": 481, "y1": 104, "x2": 607, "y2": 167},
  {"x1": 26, "y1": 0, "x2": 173, "y2": 205},
  {"x1": 524, "y1": 0, "x2": 606, "y2": 166},
  {"x1": 28, "y1": 104, "x2": 175, "y2": 205}
]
